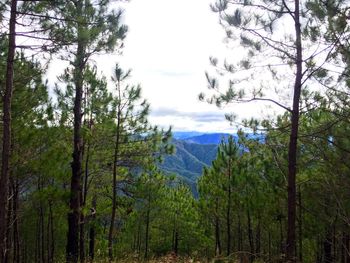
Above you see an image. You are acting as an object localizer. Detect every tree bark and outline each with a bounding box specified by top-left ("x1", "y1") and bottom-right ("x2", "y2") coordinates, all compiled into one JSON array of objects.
[
  {"x1": 286, "y1": 0, "x2": 302, "y2": 261},
  {"x1": 0, "y1": 1, "x2": 17, "y2": 261}
]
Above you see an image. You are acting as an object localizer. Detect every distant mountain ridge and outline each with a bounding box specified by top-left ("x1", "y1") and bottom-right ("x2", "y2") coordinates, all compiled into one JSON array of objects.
[
  {"x1": 159, "y1": 139, "x2": 217, "y2": 182},
  {"x1": 159, "y1": 132, "x2": 264, "y2": 195},
  {"x1": 183, "y1": 133, "x2": 237, "y2": 145},
  {"x1": 161, "y1": 132, "x2": 237, "y2": 183},
  {"x1": 172, "y1": 131, "x2": 204, "y2": 140}
]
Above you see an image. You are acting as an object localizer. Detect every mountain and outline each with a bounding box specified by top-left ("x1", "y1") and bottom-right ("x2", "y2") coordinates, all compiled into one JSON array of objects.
[
  {"x1": 183, "y1": 133, "x2": 237, "y2": 144},
  {"x1": 160, "y1": 132, "x2": 264, "y2": 184},
  {"x1": 159, "y1": 139, "x2": 217, "y2": 182},
  {"x1": 183, "y1": 132, "x2": 264, "y2": 145},
  {"x1": 172, "y1": 131, "x2": 204, "y2": 139}
]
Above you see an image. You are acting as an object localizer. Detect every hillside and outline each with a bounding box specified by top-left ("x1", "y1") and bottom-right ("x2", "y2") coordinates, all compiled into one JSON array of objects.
[{"x1": 159, "y1": 139, "x2": 218, "y2": 182}]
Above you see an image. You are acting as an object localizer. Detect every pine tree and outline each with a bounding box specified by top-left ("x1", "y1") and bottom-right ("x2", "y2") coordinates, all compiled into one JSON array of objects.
[
  {"x1": 107, "y1": 64, "x2": 172, "y2": 261},
  {"x1": 201, "y1": 1, "x2": 341, "y2": 260},
  {"x1": 34, "y1": 2, "x2": 127, "y2": 262},
  {"x1": 0, "y1": 1, "x2": 18, "y2": 260}
]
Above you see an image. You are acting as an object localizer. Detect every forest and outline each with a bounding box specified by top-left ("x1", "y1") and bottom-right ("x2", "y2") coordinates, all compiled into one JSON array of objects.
[{"x1": 1, "y1": 0, "x2": 350, "y2": 262}]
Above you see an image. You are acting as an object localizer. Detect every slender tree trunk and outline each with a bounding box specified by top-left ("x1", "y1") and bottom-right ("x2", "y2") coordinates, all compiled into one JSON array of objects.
[
  {"x1": 67, "y1": 2, "x2": 86, "y2": 262},
  {"x1": 0, "y1": 1, "x2": 17, "y2": 261},
  {"x1": 324, "y1": 228, "x2": 333, "y2": 263},
  {"x1": 80, "y1": 89, "x2": 92, "y2": 263},
  {"x1": 47, "y1": 204, "x2": 51, "y2": 263},
  {"x1": 39, "y1": 202, "x2": 45, "y2": 263},
  {"x1": 12, "y1": 180, "x2": 19, "y2": 263},
  {"x1": 144, "y1": 193, "x2": 151, "y2": 260},
  {"x1": 268, "y1": 231, "x2": 271, "y2": 262},
  {"x1": 107, "y1": 136, "x2": 120, "y2": 260},
  {"x1": 35, "y1": 216, "x2": 39, "y2": 263},
  {"x1": 226, "y1": 161, "x2": 232, "y2": 257},
  {"x1": 88, "y1": 196, "x2": 96, "y2": 262},
  {"x1": 174, "y1": 231, "x2": 179, "y2": 256},
  {"x1": 255, "y1": 217, "x2": 261, "y2": 257},
  {"x1": 237, "y1": 211, "x2": 242, "y2": 262},
  {"x1": 279, "y1": 215, "x2": 284, "y2": 255},
  {"x1": 137, "y1": 220, "x2": 141, "y2": 256},
  {"x1": 298, "y1": 186, "x2": 303, "y2": 262},
  {"x1": 215, "y1": 198, "x2": 221, "y2": 256},
  {"x1": 80, "y1": 216, "x2": 86, "y2": 263},
  {"x1": 343, "y1": 233, "x2": 350, "y2": 263},
  {"x1": 48, "y1": 201, "x2": 54, "y2": 263},
  {"x1": 5, "y1": 185, "x2": 12, "y2": 263},
  {"x1": 333, "y1": 224, "x2": 337, "y2": 262},
  {"x1": 247, "y1": 209, "x2": 254, "y2": 263},
  {"x1": 79, "y1": 213, "x2": 85, "y2": 263},
  {"x1": 108, "y1": 87, "x2": 122, "y2": 261},
  {"x1": 286, "y1": 1, "x2": 302, "y2": 261}
]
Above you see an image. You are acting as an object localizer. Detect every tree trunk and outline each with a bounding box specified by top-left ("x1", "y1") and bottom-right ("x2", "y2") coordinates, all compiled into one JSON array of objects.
[
  {"x1": 268, "y1": 231, "x2": 271, "y2": 262},
  {"x1": 80, "y1": 92, "x2": 92, "y2": 263},
  {"x1": 66, "y1": 2, "x2": 85, "y2": 262},
  {"x1": 88, "y1": 196, "x2": 96, "y2": 262},
  {"x1": 215, "y1": 198, "x2": 221, "y2": 256},
  {"x1": 108, "y1": 88, "x2": 122, "y2": 261},
  {"x1": 298, "y1": 186, "x2": 302, "y2": 262},
  {"x1": 0, "y1": 1, "x2": 17, "y2": 261},
  {"x1": 174, "y1": 230, "x2": 179, "y2": 256},
  {"x1": 79, "y1": 214, "x2": 85, "y2": 263},
  {"x1": 137, "y1": 220, "x2": 141, "y2": 256},
  {"x1": 5, "y1": 184, "x2": 13, "y2": 263},
  {"x1": 279, "y1": 213, "x2": 284, "y2": 255},
  {"x1": 39, "y1": 202, "x2": 45, "y2": 263},
  {"x1": 48, "y1": 201, "x2": 54, "y2": 263},
  {"x1": 237, "y1": 211, "x2": 242, "y2": 262},
  {"x1": 286, "y1": 0, "x2": 302, "y2": 262},
  {"x1": 144, "y1": 193, "x2": 151, "y2": 260},
  {"x1": 226, "y1": 160, "x2": 232, "y2": 257},
  {"x1": 247, "y1": 209, "x2": 254, "y2": 263},
  {"x1": 324, "y1": 228, "x2": 333, "y2": 263},
  {"x1": 343, "y1": 233, "x2": 350, "y2": 263},
  {"x1": 12, "y1": 180, "x2": 19, "y2": 263},
  {"x1": 255, "y1": 217, "x2": 261, "y2": 257}
]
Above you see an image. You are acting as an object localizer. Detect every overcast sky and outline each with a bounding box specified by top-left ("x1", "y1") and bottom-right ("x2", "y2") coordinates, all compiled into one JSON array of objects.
[
  {"x1": 13, "y1": 0, "x2": 289, "y2": 133},
  {"x1": 113, "y1": 0, "x2": 243, "y2": 132},
  {"x1": 46, "y1": 0, "x2": 267, "y2": 132}
]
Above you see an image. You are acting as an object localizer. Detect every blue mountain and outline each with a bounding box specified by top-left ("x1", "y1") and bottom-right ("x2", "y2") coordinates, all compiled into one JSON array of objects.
[
  {"x1": 183, "y1": 133, "x2": 237, "y2": 144},
  {"x1": 172, "y1": 131, "x2": 204, "y2": 140}
]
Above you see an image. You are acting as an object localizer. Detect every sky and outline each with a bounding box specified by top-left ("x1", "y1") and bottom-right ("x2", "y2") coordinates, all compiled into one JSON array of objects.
[
  {"x1": 44, "y1": 0, "x2": 270, "y2": 133},
  {"x1": 107, "y1": 0, "x2": 262, "y2": 133}
]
